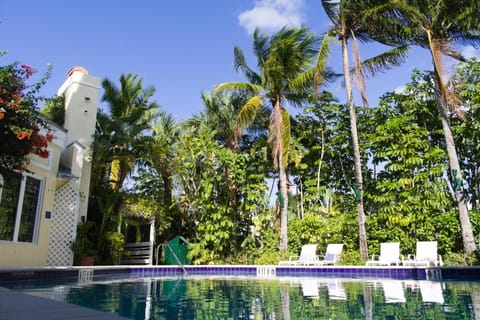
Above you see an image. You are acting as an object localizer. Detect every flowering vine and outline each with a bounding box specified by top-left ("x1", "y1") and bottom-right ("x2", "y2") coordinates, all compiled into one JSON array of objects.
[{"x1": 0, "y1": 59, "x2": 54, "y2": 173}]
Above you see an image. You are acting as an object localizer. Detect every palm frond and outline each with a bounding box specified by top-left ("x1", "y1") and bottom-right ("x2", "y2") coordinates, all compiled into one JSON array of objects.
[
  {"x1": 321, "y1": 0, "x2": 340, "y2": 24},
  {"x1": 234, "y1": 95, "x2": 264, "y2": 143},
  {"x1": 314, "y1": 35, "x2": 332, "y2": 92},
  {"x1": 252, "y1": 28, "x2": 270, "y2": 70},
  {"x1": 214, "y1": 82, "x2": 262, "y2": 94},
  {"x1": 281, "y1": 109, "x2": 291, "y2": 168},
  {"x1": 234, "y1": 46, "x2": 261, "y2": 84},
  {"x1": 268, "y1": 103, "x2": 283, "y2": 169},
  {"x1": 351, "y1": 34, "x2": 368, "y2": 107},
  {"x1": 361, "y1": 45, "x2": 410, "y2": 77}
]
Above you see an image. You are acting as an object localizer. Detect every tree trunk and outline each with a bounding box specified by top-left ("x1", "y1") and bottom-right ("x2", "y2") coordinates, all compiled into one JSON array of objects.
[
  {"x1": 279, "y1": 160, "x2": 289, "y2": 253},
  {"x1": 273, "y1": 100, "x2": 289, "y2": 253},
  {"x1": 427, "y1": 39, "x2": 478, "y2": 255},
  {"x1": 438, "y1": 93, "x2": 477, "y2": 254},
  {"x1": 342, "y1": 37, "x2": 368, "y2": 260}
]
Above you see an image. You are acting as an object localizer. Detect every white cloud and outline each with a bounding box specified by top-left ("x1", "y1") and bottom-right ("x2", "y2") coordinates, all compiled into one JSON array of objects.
[
  {"x1": 238, "y1": 0, "x2": 306, "y2": 34},
  {"x1": 462, "y1": 45, "x2": 480, "y2": 59},
  {"x1": 394, "y1": 85, "x2": 405, "y2": 94}
]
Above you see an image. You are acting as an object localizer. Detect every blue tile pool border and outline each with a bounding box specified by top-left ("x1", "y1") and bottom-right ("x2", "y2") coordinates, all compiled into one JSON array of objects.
[{"x1": 0, "y1": 265, "x2": 479, "y2": 284}]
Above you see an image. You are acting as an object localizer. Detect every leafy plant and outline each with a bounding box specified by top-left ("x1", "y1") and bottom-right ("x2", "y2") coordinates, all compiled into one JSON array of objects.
[
  {"x1": 105, "y1": 231, "x2": 125, "y2": 264},
  {"x1": 70, "y1": 221, "x2": 97, "y2": 258}
]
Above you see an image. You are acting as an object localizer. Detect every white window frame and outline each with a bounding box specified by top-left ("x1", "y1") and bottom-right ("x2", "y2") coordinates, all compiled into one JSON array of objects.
[{"x1": 0, "y1": 173, "x2": 44, "y2": 243}]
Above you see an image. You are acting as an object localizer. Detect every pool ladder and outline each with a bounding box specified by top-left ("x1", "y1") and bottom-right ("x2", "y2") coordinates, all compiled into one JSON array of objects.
[{"x1": 156, "y1": 243, "x2": 188, "y2": 275}]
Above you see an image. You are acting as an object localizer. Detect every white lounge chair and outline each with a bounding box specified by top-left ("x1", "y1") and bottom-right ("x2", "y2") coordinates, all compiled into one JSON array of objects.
[
  {"x1": 279, "y1": 244, "x2": 319, "y2": 265},
  {"x1": 403, "y1": 241, "x2": 443, "y2": 267},
  {"x1": 419, "y1": 281, "x2": 444, "y2": 304},
  {"x1": 316, "y1": 243, "x2": 344, "y2": 266},
  {"x1": 300, "y1": 279, "x2": 320, "y2": 297},
  {"x1": 382, "y1": 280, "x2": 406, "y2": 303},
  {"x1": 324, "y1": 279, "x2": 347, "y2": 300},
  {"x1": 366, "y1": 242, "x2": 401, "y2": 266}
]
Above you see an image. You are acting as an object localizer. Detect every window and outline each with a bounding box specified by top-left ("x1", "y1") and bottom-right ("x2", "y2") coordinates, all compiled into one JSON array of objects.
[{"x1": 0, "y1": 173, "x2": 43, "y2": 243}]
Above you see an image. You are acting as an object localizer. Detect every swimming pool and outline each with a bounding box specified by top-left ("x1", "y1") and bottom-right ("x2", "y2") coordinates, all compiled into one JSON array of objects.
[{"x1": 1, "y1": 265, "x2": 480, "y2": 319}]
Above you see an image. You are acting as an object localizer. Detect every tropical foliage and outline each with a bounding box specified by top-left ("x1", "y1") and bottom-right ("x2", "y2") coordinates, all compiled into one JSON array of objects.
[
  {"x1": 214, "y1": 26, "x2": 332, "y2": 253},
  {"x1": 4, "y1": 2, "x2": 480, "y2": 266}
]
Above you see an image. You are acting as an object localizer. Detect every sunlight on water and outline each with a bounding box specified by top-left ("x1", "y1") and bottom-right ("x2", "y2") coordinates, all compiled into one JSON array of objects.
[{"x1": 6, "y1": 276, "x2": 480, "y2": 319}]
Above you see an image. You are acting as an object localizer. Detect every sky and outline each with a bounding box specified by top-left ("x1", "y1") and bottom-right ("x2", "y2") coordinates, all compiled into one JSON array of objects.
[{"x1": 1, "y1": 0, "x2": 479, "y2": 121}]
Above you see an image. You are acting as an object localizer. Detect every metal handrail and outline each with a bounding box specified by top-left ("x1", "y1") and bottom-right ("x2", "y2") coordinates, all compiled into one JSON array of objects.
[{"x1": 156, "y1": 243, "x2": 187, "y2": 275}]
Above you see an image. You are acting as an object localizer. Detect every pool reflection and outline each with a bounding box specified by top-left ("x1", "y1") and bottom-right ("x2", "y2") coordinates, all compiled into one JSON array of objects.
[{"x1": 11, "y1": 276, "x2": 480, "y2": 319}]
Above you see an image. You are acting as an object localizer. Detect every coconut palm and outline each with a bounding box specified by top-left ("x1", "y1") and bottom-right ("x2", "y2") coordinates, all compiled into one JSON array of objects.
[
  {"x1": 148, "y1": 112, "x2": 180, "y2": 208},
  {"x1": 215, "y1": 26, "x2": 332, "y2": 252},
  {"x1": 383, "y1": 0, "x2": 480, "y2": 254},
  {"x1": 321, "y1": 0, "x2": 410, "y2": 260},
  {"x1": 355, "y1": 0, "x2": 479, "y2": 255},
  {"x1": 101, "y1": 73, "x2": 159, "y2": 190},
  {"x1": 185, "y1": 91, "x2": 268, "y2": 152}
]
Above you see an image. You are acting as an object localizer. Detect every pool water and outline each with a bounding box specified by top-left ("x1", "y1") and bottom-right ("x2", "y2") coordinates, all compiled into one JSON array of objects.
[{"x1": 4, "y1": 276, "x2": 480, "y2": 319}]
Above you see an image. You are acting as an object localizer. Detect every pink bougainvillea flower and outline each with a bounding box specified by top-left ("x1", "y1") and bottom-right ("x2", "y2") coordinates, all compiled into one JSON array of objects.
[{"x1": 21, "y1": 64, "x2": 34, "y2": 78}]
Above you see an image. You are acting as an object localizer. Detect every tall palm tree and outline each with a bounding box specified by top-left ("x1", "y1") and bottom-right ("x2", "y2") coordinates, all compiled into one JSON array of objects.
[
  {"x1": 148, "y1": 112, "x2": 180, "y2": 209},
  {"x1": 101, "y1": 73, "x2": 159, "y2": 190},
  {"x1": 384, "y1": 0, "x2": 480, "y2": 254},
  {"x1": 321, "y1": 0, "x2": 410, "y2": 260},
  {"x1": 215, "y1": 26, "x2": 331, "y2": 252}
]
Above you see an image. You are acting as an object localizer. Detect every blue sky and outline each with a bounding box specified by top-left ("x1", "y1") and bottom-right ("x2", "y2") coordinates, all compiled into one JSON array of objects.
[{"x1": 1, "y1": 0, "x2": 478, "y2": 121}]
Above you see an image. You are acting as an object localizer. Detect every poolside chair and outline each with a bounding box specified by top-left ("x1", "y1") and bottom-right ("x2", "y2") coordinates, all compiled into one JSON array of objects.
[
  {"x1": 279, "y1": 244, "x2": 319, "y2": 265},
  {"x1": 382, "y1": 280, "x2": 406, "y2": 303},
  {"x1": 323, "y1": 279, "x2": 347, "y2": 300},
  {"x1": 300, "y1": 278, "x2": 320, "y2": 297},
  {"x1": 419, "y1": 280, "x2": 444, "y2": 304},
  {"x1": 316, "y1": 243, "x2": 344, "y2": 266},
  {"x1": 403, "y1": 241, "x2": 443, "y2": 267},
  {"x1": 366, "y1": 242, "x2": 401, "y2": 266}
]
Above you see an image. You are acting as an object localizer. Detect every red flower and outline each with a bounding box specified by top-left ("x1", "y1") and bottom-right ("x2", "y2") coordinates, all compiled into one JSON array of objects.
[
  {"x1": 45, "y1": 133, "x2": 54, "y2": 142},
  {"x1": 38, "y1": 150, "x2": 49, "y2": 158},
  {"x1": 16, "y1": 131, "x2": 30, "y2": 140}
]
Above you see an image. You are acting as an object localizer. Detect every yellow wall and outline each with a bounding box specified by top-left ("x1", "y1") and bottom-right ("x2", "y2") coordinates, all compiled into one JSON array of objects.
[
  {"x1": 0, "y1": 67, "x2": 99, "y2": 267},
  {"x1": 0, "y1": 129, "x2": 65, "y2": 267}
]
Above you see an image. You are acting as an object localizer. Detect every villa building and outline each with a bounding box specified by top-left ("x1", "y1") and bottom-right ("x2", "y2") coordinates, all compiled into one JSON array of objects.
[{"x1": 0, "y1": 67, "x2": 99, "y2": 267}]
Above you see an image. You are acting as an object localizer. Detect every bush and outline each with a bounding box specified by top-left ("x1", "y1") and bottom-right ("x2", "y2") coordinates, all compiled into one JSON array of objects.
[
  {"x1": 338, "y1": 250, "x2": 363, "y2": 266},
  {"x1": 0, "y1": 59, "x2": 53, "y2": 173},
  {"x1": 443, "y1": 252, "x2": 480, "y2": 266}
]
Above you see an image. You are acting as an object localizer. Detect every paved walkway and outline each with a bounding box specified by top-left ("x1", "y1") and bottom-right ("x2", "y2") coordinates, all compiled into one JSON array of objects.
[{"x1": 0, "y1": 287, "x2": 128, "y2": 320}]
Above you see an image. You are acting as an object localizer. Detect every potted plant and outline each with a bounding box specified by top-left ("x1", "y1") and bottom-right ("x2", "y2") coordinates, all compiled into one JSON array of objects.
[{"x1": 70, "y1": 221, "x2": 97, "y2": 266}]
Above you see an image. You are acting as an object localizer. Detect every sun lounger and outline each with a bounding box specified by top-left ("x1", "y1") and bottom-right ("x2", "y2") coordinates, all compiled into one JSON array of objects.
[
  {"x1": 279, "y1": 244, "x2": 319, "y2": 265},
  {"x1": 403, "y1": 241, "x2": 443, "y2": 267},
  {"x1": 366, "y1": 242, "x2": 401, "y2": 266}
]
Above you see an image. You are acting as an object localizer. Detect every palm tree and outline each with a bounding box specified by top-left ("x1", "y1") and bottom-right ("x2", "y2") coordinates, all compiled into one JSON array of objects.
[
  {"x1": 321, "y1": 0, "x2": 410, "y2": 260},
  {"x1": 384, "y1": 0, "x2": 480, "y2": 254},
  {"x1": 101, "y1": 73, "x2": 159, "y2": 190},
  {"x1": 147, "y1": 112, "x2": 180, "y2": 209},
  {"x1": 215, "y1": 26, "x2": 331, "y2": 252},
  {"x1": 185, "y1": 91, "x2": 267, "y2": 152}
]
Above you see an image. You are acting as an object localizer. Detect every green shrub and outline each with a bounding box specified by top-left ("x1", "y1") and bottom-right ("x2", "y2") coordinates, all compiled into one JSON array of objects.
[
  {"x1": 443, "y1": 252, "x2": 480, "y2": 266},
  {"x1": 338, "y1": 250, "x2": 363, "y2": 266}
]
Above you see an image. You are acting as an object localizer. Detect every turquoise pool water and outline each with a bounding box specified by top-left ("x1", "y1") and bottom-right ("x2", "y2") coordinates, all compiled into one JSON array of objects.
[{"x1": 4, "y1": 276, "x2": 480, "y2": 319}]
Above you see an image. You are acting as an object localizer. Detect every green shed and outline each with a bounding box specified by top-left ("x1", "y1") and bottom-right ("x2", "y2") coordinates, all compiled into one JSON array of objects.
[{"x1": 164, "y1": 235, "x2": 190, "y2": 265}]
